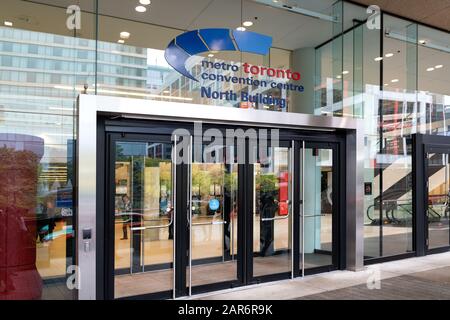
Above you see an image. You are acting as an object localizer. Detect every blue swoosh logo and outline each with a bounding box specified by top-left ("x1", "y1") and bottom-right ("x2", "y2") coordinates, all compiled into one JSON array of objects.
[{"x1": 164, "y1": 28, "x2": 272, "y2": 81}]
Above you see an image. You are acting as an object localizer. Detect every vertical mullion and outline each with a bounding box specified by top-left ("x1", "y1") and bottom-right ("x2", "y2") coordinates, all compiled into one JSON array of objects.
[
  {"x1": 378, "y1": 12, "x2": 384, "y2": 258},
  {"x1": 237, "y1": 162, "x2": 245, "y2": 284},
  {"x1": 246, "y1": 138, "x2": 254, "y2": 283},
  {"x1": 174, "y1": 138, "x2": 188, "y2": 298},
  {"x1": 292, "y1": 140, "x2": 300, "y2": 278}
]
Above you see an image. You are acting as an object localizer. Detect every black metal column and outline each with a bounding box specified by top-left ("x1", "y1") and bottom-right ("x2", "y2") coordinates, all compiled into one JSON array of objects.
[{"x1": 412, "y1": 133, "x2": 426, "y2": 256}]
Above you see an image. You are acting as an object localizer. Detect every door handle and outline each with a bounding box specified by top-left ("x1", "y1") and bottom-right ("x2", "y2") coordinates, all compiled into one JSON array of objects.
[{"x1": 192, "y1": 220, "x2": 226, "y2": 226}]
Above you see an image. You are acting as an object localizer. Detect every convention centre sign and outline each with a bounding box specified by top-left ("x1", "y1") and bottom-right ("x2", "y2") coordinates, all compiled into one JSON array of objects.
[{"x1": 164, "y1": 28, "x2": 304, "y2": 109}]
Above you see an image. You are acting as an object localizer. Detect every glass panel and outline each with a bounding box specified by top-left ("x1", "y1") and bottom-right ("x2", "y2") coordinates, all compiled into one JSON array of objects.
[
  {"x1": 190, "y1": 160, "x2": 238, "y2": 287},
  {"x1": 418, "y1": 25, "x2": 450, "y2": 136},
  {"x1": 97, "y1": 0, "x2": 337, "y2": 111},
  {"x1": 362, "y1": 19, "x2": 382, "y2": 260},
  {"x1": 427, "y1": 152, "x2": 450, "y2": 249},
  {"x1": 379, "y1": 15, "x2": 417, "y2": 257},
  {"x1": 113, "y1": 141, "x2": 173, "y2": 298},
  {"x1": 0, "y1": 0, "x2": 96, "y2": 300},
  {"x1": 253, "y1": 147, "x2": 292, "y2": 277},
  {"x1": 302, "y1": 147, "x2": 333, "y2": 270}
]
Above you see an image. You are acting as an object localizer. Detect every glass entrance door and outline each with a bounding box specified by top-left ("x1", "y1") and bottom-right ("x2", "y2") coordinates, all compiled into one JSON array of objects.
[
  {"x1": 252, "y1": 142, "x2": 294, "y2": 281},
  {"x1": 426, "y1": 151, "x2": 450, "y2": 250},
  {"x1": 187, "y1": 140, "x2": 241, "y2": 293},
  {"x1": 188, "y1": 162, "x2": 240, "y2": 290},
  {"x1": 111, "y1": 137, "x2": 175, "y2": 299},
  {"x1": 300, "y1": 143, "x2": 337, "y2": 274},
  {"x1": 105, "y1": 128, "x2": 342, "y2": 299}
]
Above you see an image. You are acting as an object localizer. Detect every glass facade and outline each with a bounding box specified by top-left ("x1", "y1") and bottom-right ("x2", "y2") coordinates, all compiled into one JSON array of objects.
[{"x1": 1, "y1": 0, "x2": 450, "y2": 299}]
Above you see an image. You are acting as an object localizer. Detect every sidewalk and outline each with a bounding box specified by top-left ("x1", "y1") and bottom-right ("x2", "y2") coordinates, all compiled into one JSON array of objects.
[{"x1": 190, "y1": 252, "x2": 450, "y2": 300}]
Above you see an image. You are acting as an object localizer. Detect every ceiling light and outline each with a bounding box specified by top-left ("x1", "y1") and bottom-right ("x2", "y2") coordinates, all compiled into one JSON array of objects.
[
  {"x1": 139, "y1": 0, "x2": 151, "y2": 4},
  {"x1": 236, "y1": 27, "x2": 246, "y2": 32},
  {"x1": 118, "y1": 39, "x2": 125, "y2": 44},
  {"x1": 384, "y1": 83, "x2": 389, "y2": 86},
  {"x1": 4, "y1": 21, "x2": 13, "y2": 27},
  {"x1": 120, "y1": 31, "x2": 130, "y2": 39},
  {"x1": 385, "y1": 53, "x2": 394, "y2": 58},
  {"x1": 336, "y1": 75, "x2": 342, "y2": 79},
  {"x1": 163, "y1": 90, "x2": 170, "y2": 94},
  {"x1": 391, "y1": 79, "x2": 399, "y2": 83},
  {"x1": 387, "y1": 31, "x2": 450, "y2": 54},
  {"x1": 435, "y1": 65, "x2": 443, "y2": 69},
  {"x1": 257, "y1": 0, "x2": 335, "y2": 22},
  {"x1": 374, "y1": 57, "x2": 383, "y2": 62},
  {"x1": 135, "y1": 6, "x2": 147, "y2": 12},
  {"x1": 342, "y1": 70, "x2": 349, "y2": 75},
  {"x1": 427, "y1": 67, "x2": 435, "y2": 72},
  {"x1": 208, "y1": 53, "x2": 214, "y2": 57},
  {"x1": 243, "y1": 21, "x2": 253, "y2": 27}
]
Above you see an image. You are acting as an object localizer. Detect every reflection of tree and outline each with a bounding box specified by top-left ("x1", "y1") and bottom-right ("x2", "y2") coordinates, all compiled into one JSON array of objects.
[
  {"x1": 192, "y1": 164, "x2": 223, "y2": 198},
  {"x1": 146, "y1": 158, "x2": 172, "y2": 189},
  {"x1": 256, "y1": 174, "x2": 278, "y2": 194},
  {"x1": 0, "y1": 147, "x2": 39, "y2": 209},
  {"x1": 0, "y1": 146, "x2": 43, "y2": 299},
  {"x1": 115, "y1": 144, "x2": 125, "y2": 161},
  {"x1": 159, "y1": 162, "x2": 172, "y2": 191},
  {"x1": 223, "y1": 170, "x2": 237, "y2": 192}
]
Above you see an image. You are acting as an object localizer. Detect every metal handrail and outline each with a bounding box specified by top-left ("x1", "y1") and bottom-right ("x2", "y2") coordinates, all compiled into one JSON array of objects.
[
  {"x1": 192, "y1": 220, "x2": 226, "y2": 226},
  {"x1": 130, "y1": 217, "x2": 173, "y2": 231},
  {"x1": 172, "y1": 135, "x2": 177, "y2": 300},
  {"x1": 301, "y1": 141, "x2": 305, "y2": 277},
  {"x1": 301, "y1": 213, "x2": 326, "y2": 218},
  {"x1": 290, "y1": 141, "x2": 294, "y2": 280},
  {"x1": 261, "y1": 213, "x2": 290, "y2": 222},
  {"x1": 188, "y1": 135, "x2": 193, "y2": 297}
]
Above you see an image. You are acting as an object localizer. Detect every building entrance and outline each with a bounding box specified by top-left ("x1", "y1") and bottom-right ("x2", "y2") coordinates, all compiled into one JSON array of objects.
[
  {"x1": 102, "y1": 120, "x2": 344, "y2": 299},
  {"x1": 75, "y1": 94, "x2": 363, "y2": 300}
]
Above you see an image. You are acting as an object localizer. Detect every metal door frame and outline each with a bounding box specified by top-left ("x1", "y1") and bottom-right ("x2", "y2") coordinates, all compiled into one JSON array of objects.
[
  {"x1": 413, "y1": 133, "x2": 450, "y2": 256},
  {"x1": 77, "y1": 94, "x2": 364, "y2": 300},
  {"x1": 104, "y1": 132, "x2": 178, "y2": 300},
  {"x1": 300, "y1": 141, "x2": 342, "y2": 276}
]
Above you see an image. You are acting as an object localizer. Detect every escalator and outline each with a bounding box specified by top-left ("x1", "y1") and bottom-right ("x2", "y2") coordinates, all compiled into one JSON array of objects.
[{"x1": 367, "y1": 153, "x2": 446, "y2": 226}]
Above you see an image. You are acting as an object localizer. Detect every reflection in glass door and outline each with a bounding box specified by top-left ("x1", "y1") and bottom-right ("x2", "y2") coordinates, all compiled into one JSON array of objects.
[
  {"x1": 113, "y1": 140, "x2": 174, "y2": 299},
  {"x1": 253, "y1": 145, "x2": 293, "y2": 279},
  {"x1": 300, "y1": 144, "x2": 335, "y2": 273},
  {"x1": 426, "y1": 152, "x2": 450, "y2": 250},
  {"x1": 188, "y1": 142, "x2": 239, "y2": 292},
  {"x1": 107, "y1": 133, "x2": 341, "y2": 298}
]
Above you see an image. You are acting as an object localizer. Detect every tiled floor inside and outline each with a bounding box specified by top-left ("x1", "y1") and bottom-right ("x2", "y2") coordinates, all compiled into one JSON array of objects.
[{"x1": 190, "y1": 252, "x2": 450, "y2": 300}]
